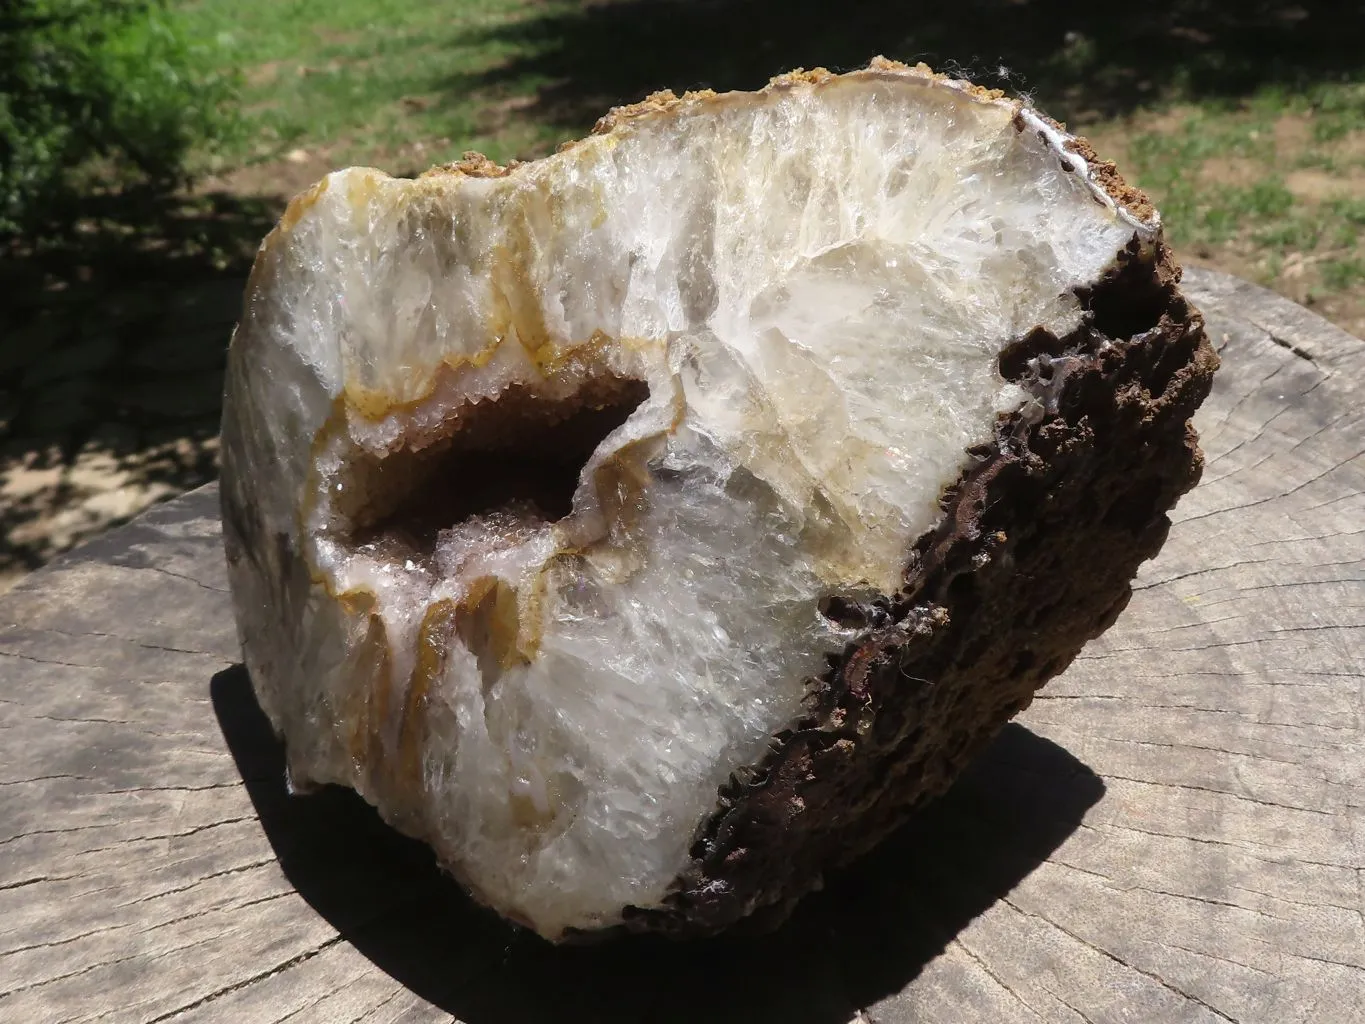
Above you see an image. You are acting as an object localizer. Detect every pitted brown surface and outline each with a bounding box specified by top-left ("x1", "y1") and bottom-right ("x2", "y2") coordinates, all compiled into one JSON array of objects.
[
  {"x1": 421, "y1": 152, "x2": 516, "y2": 179},
  {"x1": 1063, "y1": 134, "x2": 1158, "y2": 223},
  {"x1": 622, "y1": 243, "x2": 1217, "y2": 938}
]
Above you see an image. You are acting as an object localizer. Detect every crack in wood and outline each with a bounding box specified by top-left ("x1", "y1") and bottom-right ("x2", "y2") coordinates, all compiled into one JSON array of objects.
[
  {"x1": 1267, "y1": 331, "x2": 1318, "y2": 365},
  {"x1": 1034, "y1": 693, "x2": 1350, "y2": 735},
  {"x1": 0, "y1": 821, "x2": 113, "y2": 847},
  {"x1": 116, "y1": 564, "x2": 228, "y2": 594},
  {"x1": 1036, "y1": 982, "x2": 1098, "y2": 1024},
  {"x1": 271, "y1": 970, "x2": 394, "y2": 1024},
  {"x1": 1283, "y1": 951, "x2": 1365, "y2": 975},
  {"x1": 342, "y1": 987, "x2": 404, "y2": 1024},
  {"x1": 1035, "y1": 730, "x2": 1320, "y2": 765},
  {"x1": 1132, "y1": 558, "x2": 1279, "y2": 590},
  {"x1": 23, "y1": 713, "x2": 137, "y2": 727},
  {"x1": 140, "y1": 936, "x2": 345, "y2": 1024},
  {"x1": 1001, "y1": 897, "x2": 1242, "y2": 1022},
  {"x1": 1195, "y1": 576, "x2": 1365, "y2": 612},
  {"x1": 1228, "y1": 884, "x2": 1365, "y2": 921},
  {"x1": 0, "y1": 874, "x2": 74, "y2": 892},
  {"x1": 0, "y1": 650, "x2": 100, "y2": 671},
  {"x1": 1177, "y1": 449, "x2": 1365, "y2": 526},
  {"x1": 951, "y1": 937, "x2": 1049, "y2": 1022},
  {"x1": 114, "y1": 858, "x2": 278, "y2": 910},
  {"x1": 1098, "y1": 775, "x2": 1335, "y2": 816},
  {"x1": 0, "y1": 774, "x2": 92, "y2": 787},
  {"x1": 1080, "y1": 822, "x2": 1358, "y2": 870},
  {"x1": 1114, "y1": 882, "x2": 1288, "y2": 922},
  {"x1": 1204, "y1": 390, "x2": 1349, "y2": 477},
  {"x1": 104, "y1": 781, "x2": 241, "y2": 796},
  {"x1": 1, "y1": 920, "x2": 130, "y2": 958},
  {"x1": 0, "y1": 948, "x2": 144, "y2": 1000},
  {"x1": 1161, "y1": 940, "x2": 1277, "y2": 978},
  {"x1": 6, "y1": 622, "x2": 229, "y2": 661},
  {"x1": 0, "y1": 814, "x2": 258, "y2": 854}
]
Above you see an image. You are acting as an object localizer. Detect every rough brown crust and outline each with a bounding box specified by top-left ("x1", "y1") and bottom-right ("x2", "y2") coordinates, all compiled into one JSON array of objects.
[
  {"x1": 1062, "y1": 133, "x2": 1157, "y2": 224},
  {"x1": 864, "y1": 55, "x2": 1009, "y2": 102},
  {"x1": 420, "y1": 151, "x2": 515, "y2": 179},
  {"x1": 614, "y1": 242, "x2": 1218, "y2": 938}
]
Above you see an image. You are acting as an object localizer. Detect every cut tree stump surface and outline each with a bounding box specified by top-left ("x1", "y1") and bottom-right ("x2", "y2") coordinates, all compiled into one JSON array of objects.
[{"x1": 1, "y1": 268, "x2": 1361, "y2": 1024}]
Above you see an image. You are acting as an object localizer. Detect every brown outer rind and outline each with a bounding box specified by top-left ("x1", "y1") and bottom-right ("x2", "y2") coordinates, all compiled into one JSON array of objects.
[{"x1": 617, "y1": 238, "x2": 1218, "y2": 939}]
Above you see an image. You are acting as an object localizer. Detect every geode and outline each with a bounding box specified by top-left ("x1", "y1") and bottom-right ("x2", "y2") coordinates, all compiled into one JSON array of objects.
[{"x1": 220, "y1": 59, "x2": 1217, "y2": 941}]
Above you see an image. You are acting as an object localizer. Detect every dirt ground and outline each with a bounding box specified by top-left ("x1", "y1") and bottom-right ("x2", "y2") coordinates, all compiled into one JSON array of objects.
[{"x1": 1083, "y1": 108, "x2": 1365, "y2": 340}]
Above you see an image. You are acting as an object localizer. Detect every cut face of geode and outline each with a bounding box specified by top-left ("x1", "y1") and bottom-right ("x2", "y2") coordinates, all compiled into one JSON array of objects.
[{"x1": 220, "y1": 60, "x2": 1216, "y2": 941}]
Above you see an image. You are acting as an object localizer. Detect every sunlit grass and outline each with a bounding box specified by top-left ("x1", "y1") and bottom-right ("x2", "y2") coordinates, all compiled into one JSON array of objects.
[
  {"x1": 175, "y1": 0, "x2": 1365, "y2": 325},
  {"x1": 178, "y1": 0, "x2": 577, "y2": 170},
  {"x1": 1084, "y1": 81, "x2": 1364, "y2": 325}
]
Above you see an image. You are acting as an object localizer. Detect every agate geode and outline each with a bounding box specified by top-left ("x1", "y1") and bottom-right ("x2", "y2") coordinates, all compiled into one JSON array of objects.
[{"x1": 220, "y1": 59, "x2": 1217, "y2": 940}]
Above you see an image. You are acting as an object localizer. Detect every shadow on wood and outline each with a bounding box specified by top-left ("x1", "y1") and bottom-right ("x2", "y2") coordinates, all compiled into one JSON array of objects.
[{"x1": 211, "y1": 663, "x2": 1103, "y2": 1022}]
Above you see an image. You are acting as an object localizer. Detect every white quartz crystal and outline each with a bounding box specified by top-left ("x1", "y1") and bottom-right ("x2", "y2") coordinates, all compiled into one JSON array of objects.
[{"x1": 221, "y1": 61, "x2": 1156, "y2": 939}]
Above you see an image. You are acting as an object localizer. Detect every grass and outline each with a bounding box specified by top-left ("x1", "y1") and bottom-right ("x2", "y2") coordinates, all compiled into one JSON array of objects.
[
  {"x1": 173, "y1": 0, "x2": 1365, "y2": 334},
  {"x1": 1084, "y1": 78, "x2": 1365, "y2": 331},
  {"x1": 178, "y1": 0, "x2": 580, "y2": 172}
]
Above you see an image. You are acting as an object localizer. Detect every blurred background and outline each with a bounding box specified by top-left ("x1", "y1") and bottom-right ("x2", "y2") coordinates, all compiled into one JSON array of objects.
[{"x1": 2, "y1": 0, "x2": 1363, "y2": 592}]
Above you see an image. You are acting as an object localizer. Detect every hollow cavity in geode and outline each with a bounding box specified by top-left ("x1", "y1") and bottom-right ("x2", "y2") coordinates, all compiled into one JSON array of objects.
[{"x1": 220, "y1": 59, "x2": 1215, "y2": 941}]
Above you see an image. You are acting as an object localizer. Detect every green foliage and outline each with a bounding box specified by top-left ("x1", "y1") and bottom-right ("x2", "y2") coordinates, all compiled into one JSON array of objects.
[
  {"x1": 1322, "y1": 256, "x2": 1365, "y2": 291},
  {"x1": 174, "y1": 0, "x2": 572, "y2": 169},
  {"x1": 1307, "y1": 80, "x2": 1365, "y2": 143},
  {"x1": 0, "y1": 0, "x2": 238, "y2": 232}
]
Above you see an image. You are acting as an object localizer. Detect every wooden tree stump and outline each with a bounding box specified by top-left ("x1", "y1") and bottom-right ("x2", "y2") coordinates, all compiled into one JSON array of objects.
[{"x1": 2, "y1": 268, "x2": 1361, "y2": 1024}]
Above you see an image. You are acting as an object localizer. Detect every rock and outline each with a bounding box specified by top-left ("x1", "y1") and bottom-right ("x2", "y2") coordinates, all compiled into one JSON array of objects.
[
  {"x1": 2, "y1": 272, "x2": 1358, "y2": 1021},
  {"x1": 220, "y1": 60, "x2": 1216, "y2": 940}
]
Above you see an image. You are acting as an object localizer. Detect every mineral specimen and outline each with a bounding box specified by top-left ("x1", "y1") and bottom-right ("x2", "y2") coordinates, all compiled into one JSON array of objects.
[{"x1": 220, "y1": 59, "x2": 1217, "y2": 941}]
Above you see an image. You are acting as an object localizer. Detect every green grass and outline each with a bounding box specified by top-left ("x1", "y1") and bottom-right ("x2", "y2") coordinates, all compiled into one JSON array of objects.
[
  {"x1": 179, "y1": 0, "x2": 578, "y2": 171},
  {"x1": 1121, "y1": 101, "x2": 1347, "y2": 245},
  {"x1": 1095, "y1": 80, "x2": 1365, "y2": 324},
  {"x1": 1323, "y1": 257, "x2": 1365, "y2": 291},
  {"x1": 170, "y1": 0, "x2": 1365, "y2": 328}
]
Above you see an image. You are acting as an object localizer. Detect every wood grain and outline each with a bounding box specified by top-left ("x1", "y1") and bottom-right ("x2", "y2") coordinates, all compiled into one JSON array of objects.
[{"x1": 1, "y1": 268, "x2": 1360, "y2": 1024}]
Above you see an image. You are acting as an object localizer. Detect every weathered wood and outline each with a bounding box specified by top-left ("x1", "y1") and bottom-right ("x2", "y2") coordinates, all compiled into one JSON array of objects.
[{"x1": 1, "y1": 268, "x2": 1361, "y2": 1023}]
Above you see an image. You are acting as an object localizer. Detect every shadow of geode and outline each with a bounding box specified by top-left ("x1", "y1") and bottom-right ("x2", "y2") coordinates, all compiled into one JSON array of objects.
[{"x1": 212, "y1": 663, "x2": 1103, "y2": 1023}]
